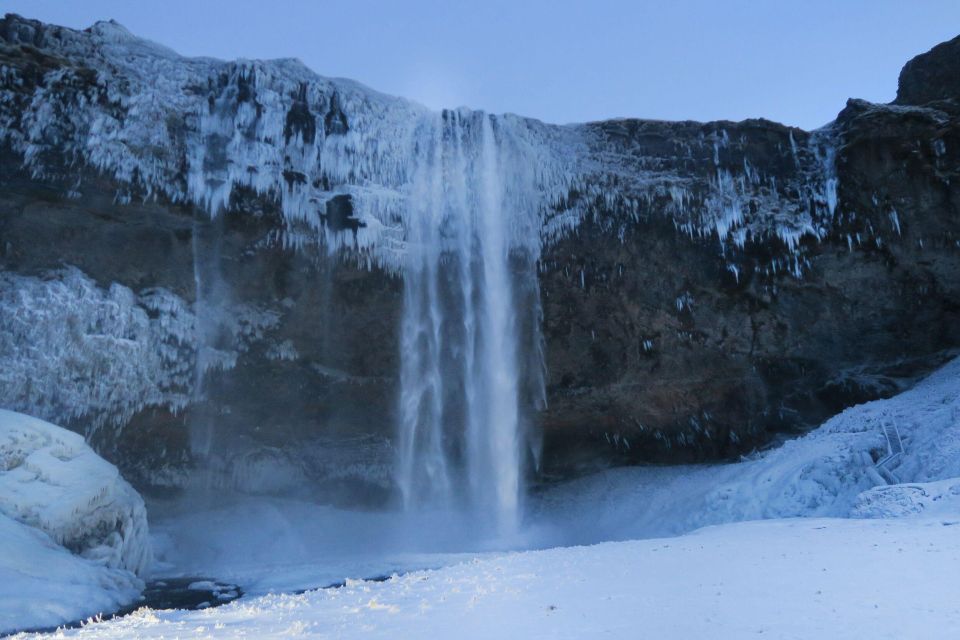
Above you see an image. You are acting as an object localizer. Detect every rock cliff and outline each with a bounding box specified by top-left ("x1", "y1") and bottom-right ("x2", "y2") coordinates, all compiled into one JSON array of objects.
[{"x1": 1, "y1": 14, "x2": 958, "y2": 494}]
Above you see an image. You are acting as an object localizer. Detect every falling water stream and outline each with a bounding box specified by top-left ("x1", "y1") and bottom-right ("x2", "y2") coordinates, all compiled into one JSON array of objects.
[{"x1": 396, "y1": 110, "x2": 544, "y2": 536}]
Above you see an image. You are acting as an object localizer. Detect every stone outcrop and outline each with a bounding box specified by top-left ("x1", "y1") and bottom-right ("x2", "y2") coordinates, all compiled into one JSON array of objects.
[
  {"x1": 540, "y1": 105, "x2": 960, "y2": 473},
  {"x1": 1, "y1": 13, "x2": 959, "y2": 493},
  {"x1": 895, "y1": 33, "x2": 960, "y2": 107}
]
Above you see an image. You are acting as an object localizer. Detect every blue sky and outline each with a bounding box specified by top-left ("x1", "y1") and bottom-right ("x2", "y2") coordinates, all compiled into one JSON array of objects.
[{"x1": 3, "y1": 0, "x2": 959, "y2": 129}]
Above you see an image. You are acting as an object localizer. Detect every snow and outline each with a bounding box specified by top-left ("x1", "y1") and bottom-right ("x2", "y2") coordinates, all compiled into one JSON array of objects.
[
  {"x1": 534, "y1": 355, "x2": 960, "y2": 544},
  {"x1": 3, "y1": 357, "x2": 960, "y2": 637},
  {"x1": 852, "y1": 477, "x2": 960, "y2": 520},
  {"x1": 0, "y1": 410, "x2": 151, "y2": 575},
  {"x1": 9, "y1": 517, "x2": 960, "y2": 639},
  {"x1": 0, "y1": 513, "x2": 142, "y2": 635}
]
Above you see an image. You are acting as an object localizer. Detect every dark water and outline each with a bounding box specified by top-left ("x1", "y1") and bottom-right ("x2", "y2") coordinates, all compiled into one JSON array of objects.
[
  {"x1": 9, "y1": 573, "x2": 402, "y2": 636},
  {"x1": 10, "y1": 577, "x2": 242, "y2": 637},
  {"x1": 128, "y1": 577, "x2": 242, "y2": 612}
]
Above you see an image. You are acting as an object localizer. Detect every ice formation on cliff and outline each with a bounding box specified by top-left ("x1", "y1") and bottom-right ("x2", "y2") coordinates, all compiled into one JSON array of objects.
[
  {"x1": 0, "y1": 268, "x2": 277, "y2": 434},
  {"x1": 0, "y1": 15, "x2": 843, "y2": 272}
]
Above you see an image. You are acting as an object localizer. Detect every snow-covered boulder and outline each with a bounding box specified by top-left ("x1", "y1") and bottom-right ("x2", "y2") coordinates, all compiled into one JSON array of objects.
[
  {"x1": 0, "y1": 409, "x2": 152, "y2": 575},
  {"x1": 0, "y1": 513, "x2": 142, "y2": 634}
]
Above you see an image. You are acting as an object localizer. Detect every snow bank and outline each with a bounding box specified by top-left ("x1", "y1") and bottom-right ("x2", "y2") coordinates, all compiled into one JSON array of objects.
[
  {"x1": 0, "y1": 409, "x2": 152, "y2": 575},
  {"x1": 0, "y1": 513, "x2": 142, "y2": 635},
  {"x1": 534, "y1": 356, "x2": 960, "y2": 543},
  {"x1": 852, "y1": 477, "x2": 960, "y2": 519},
  {"x1": 13, "y1": 517, "x2": 960, "y2": 639}
]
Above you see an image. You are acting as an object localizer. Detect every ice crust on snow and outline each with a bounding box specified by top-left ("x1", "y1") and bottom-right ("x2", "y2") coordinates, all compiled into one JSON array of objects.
[
  {"x1": 0, "y1": 409, "x2": 151, "y2": 575},
  {"x1": 852, "y1": 477, "x2": 960, "y2": 519}
]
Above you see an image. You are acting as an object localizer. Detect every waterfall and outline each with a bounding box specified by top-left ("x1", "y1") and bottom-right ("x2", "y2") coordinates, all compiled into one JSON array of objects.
[
  {"x1": 396, "y1": 110, "x2": 544, "y2": 535},
  {"x1": 188, "y1": 211, "x2": 231, "y2": 486},
  {"x1": 189, "y1": 213, "x2": 217, "y2": 462}
]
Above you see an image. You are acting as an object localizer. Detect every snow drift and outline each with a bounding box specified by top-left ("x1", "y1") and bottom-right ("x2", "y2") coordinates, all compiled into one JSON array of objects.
[
  {"x1": 535, "y1": 355, "x2": 960, "y2": 543},
  {"x1": 852, "y1": 477, "x2": 960, "y2": 519}
]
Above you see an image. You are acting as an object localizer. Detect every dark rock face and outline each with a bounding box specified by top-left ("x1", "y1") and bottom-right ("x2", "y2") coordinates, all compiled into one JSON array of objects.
[
  {"x1": 1, "y1": 14, "x2": 959, "y2": 494},
  {"x1": 896, "y1": 34, "x2": 960, "y2": 108},
  {"x1": 0, "y1": 158, "x2": 401, "y2": 493},
  {"x1": 539, "y1": 94, "x2": 960, "y2": 475}
]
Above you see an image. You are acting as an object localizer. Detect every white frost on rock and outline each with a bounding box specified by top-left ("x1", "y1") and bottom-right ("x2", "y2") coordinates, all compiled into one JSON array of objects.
[
  {"x1": 0, "y1": 16, "x2": 842, "y2": 276},
  {"x1": 0, "y1": 268, "x2": 195, "y2": 432},
  {"x1": 0, "y1": 17, "x2": 575, "y2": 273},
  {"x1": 0, "y1": 267, "x2": 278, "y2": 433},
  {"x1": 0, "y1": 409, "x2": 152, "y2": 575}
]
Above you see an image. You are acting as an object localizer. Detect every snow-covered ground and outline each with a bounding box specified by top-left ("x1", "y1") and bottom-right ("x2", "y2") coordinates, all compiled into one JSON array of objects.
[
  {"x1": 5, "y1": 356, "x2": 960, "y2": 637},
  {"x1": 10, "y1": 517, "x2": 960, "y2": 639},
  {"x1": 0, "y1": 410, "x2": 151, "y2": 574}
]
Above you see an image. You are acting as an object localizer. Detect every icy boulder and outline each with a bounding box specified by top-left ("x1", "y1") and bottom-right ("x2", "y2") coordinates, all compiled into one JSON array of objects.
[
  {"x1": 0, "y1": 513, "x2": 142, "y2": 634},
  {"x1": 0, "y1": 409, "x2": 152, "y2": 575}
]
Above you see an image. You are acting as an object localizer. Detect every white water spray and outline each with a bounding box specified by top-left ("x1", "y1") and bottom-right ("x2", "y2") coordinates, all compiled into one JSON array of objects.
[{"x1": 396, "y1": 110, "x2": 543, "y2": 535}]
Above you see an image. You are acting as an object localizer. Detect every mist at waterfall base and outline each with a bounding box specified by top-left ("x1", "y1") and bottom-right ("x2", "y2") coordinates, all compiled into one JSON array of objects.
[
  {"x1": 149, "y1": 353, "x2": 960, "y2": 598},
  {"x1": 152, "y1": 111, "x2": 552, "y2": 589}
]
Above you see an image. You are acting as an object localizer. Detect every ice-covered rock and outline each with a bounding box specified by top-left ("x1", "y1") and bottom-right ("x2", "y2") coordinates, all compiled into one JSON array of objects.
[
  {"x1": 0, "y1": 267, "x2": 279, "y2": 436},
  {"x1": 0, "y1": 409, "x2": 152, "y2": 575},
  {"x1": 0, "y1": 268, "x2": 197, "y2": 434},
  {"x1": 0, "y1": 513, "x2": 142, "y2": 635}
]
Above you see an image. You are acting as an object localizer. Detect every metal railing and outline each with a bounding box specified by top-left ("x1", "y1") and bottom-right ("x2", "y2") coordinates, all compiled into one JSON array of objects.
[{"x1": 875, "y1": 420, "x2": 904, "y2": 484}]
